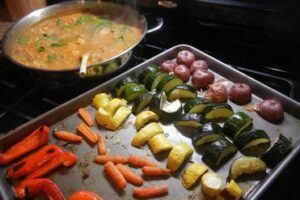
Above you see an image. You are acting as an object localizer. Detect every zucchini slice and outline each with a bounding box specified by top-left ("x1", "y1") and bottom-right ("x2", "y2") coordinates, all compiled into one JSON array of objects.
[
  {"x1": 113, "y1": 76, "x2": 138, "y2": 97},
  {"x1": 138, "y1": 64, "x2": 160, "y2": 83},
  {"x1": 135, "y1": 111, "x2": 159, "y2": 131},
  {"x1": 157, "y1": 74, "x2": 184, "y2": 93},
  {"x1": 223, "y1": 112, "x2": 253, "y2": 138},
  {"x1": 151, "y1": 72, "x2": 169, "y2": 91},
  {"x1": 145, "y1": 71, "x2": 168, "y2": 91},
  {"x1": 234, "y1": 129, "x2": 270, "y2": 150},
  {"x1": 201, "y1": 173, "x2": 223, "y2": 197},
  {"x1": 160, "y1": 99, "x2": 182, "y2": 123},
  {"x1": 229, "y1": 156, "x2": 267, "y2": 180},
  {"x1": 183, "y1": 97, "x2": 210, "y2": 114},
  {"x1": 175, "y1": 113, "x2": 205, "y2": 128},
  {"x1": 122, "y1": 84, "x2": 146, "y2": 102},
  {"x1": 261, "y1": 134, "x2": 292, "y2": 167},
  {"x1": 131, "y1": 122, "x2": 164, "y2": 147},
  {"x1": 182, "y1": 163, "x2": 208, "y2": 189},
  {"x1": 148, "y1": 134, "x2": 173, "y2": 154},
  {"x1": 166, "y1": 142, "x2": 193, "y2": 172},
  {"x1": 202, "y1": 137, "x2": 237, "y2": 168},
  {"x1": 203, "y1": 103, "x2": 234, "y2": 121},
  {"x1": 167, "y1": 84, "x2": 197, "y2": 101},
  {"x1": 192, "y1": 122, "x2": 224, "y2": 147},
  {"x1": 132, "y1": 92, "x2": 153, "y2": 115}
]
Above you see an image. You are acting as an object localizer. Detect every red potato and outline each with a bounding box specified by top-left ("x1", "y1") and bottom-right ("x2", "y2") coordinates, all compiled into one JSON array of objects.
[
  {"x1": 229, "y1": 83, "x2": 252, "y2": 105},
  {"x1": 192, "y1": 69, "x2": 215, "y2": 89},
  {"x1": 174, "y1": 65, "x2": 191, "y2": 82},
  {"x1": 160, "y1": 60, "x2": 178, "y2": 73},
  {"x1": 256, "y1": 99, "x2": 284, "y2": 123},
  {"x1": 190, "y1": 60, "x2": 208, "y2": 74},
  {"x1": 205, "y1": 83, "x2": 228, "y2": 103},
  {"x1": 176, "y1": 50, "x2": 196, "y2": 67}
]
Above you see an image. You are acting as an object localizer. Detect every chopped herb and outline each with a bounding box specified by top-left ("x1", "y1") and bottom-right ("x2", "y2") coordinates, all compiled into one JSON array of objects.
[
  {"x1": 50, "y1": 43, "x2": 64, "y2": 47},
  {"x1": 76, "y1": 15, "x2": 93, "y2": 25},
  {"x1": 50, "y1": 38, "x2": 71, "y2": 47},
  {"x1": 120, "y1": 25, "x2": 133, "y2": 33},
  {"x1": 47, "y1": 54, "x2": 58, "y2": 62},
  {"x1": 37, "y1": 46, "x2": 46, "y2": 52},
  {"x1": 17, "y1": 36, "x2": 29, "y2": 45},
  {"x1": 56, "y1": 18, "x2": 63, "y2": 25},
  {"x1": 116, "y1": 35, "x2": 129, "y2": 47},
  {"x1": 42, "y1": 34, "x2": 58, "y2": 41}
]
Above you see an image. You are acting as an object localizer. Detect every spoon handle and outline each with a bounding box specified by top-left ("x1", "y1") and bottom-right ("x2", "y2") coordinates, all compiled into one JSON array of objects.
[{"x1": 79, "y1": 53, "x2": 90, "y2": 78}]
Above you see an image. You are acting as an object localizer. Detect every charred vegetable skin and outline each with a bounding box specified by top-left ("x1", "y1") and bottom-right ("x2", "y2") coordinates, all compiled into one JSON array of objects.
[
  {"x1": 203, "y1": 103, "x2": 234, "y2": 121},
  {"x1": 113, "y1": 75, "x2": 138, "y2": 97},
  {"x1": 138, "y1": 65, "x2": 160, "y2": 83},
  {"x1": 234, "y1": 129, "x2": 270, "y2": 150},
  {"x1": 175, "y1": 113, "x2": 206, "y2": 128},
  {"x1": 0, "y1": 125, "x2": 49, "y2": 165},
  {"x1": 202, "y1": 137, "x2": 237, "y2": 168},
  {"x1": 167, "y1": 84, "x2": 197, "y2": 101},
  {"x1": 261, "y1": 134, "x2": 292, "y2": 167},
  {"x1": 183, "y1": 97, "x2": 210, "y2": 114},
  {"x1": 192, "y1": 122, "x2": 224, "y2": 147},
  {"x1": 223, "y1": 112, "x2": 253, "y2": 138},
  {"x1": 7, "y1": 144, "x2": 63, "y2": 179},
  {"x1": 132, "y1": 92, "x2": 153, "y2": 115}
]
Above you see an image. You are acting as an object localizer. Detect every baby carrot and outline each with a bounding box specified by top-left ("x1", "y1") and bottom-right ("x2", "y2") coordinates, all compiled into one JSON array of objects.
[
  {"x1": 77, "y1": 123, "x2": 98, "y2": 144},
  {"x1": 97, "y1": 134, "x2": 107, "y2": 155},
  {"x1": 95, "y1": 155, "x2": 128, "y2": 164},
  {"x1": 142, "y1": 166, "x2": 172, "y2": 176},
  {"x1": 104, "y1": 161, "x2": 127, "y2": 190},
  {"x1": 78, "y1": 108, "x2": 94, "y2": 127},
  {"x1": 133, "y1": 185, "x2": 168, "y2": 199},
  {"x1": 116, "y1": 164, "x2": 144, "y2": 186},
  {"x1": 128, "y1": 155, "x2": 158, "y2": 168},
  {"x1": 54, "y1": 130, "x2": 82, "y2": 142}
]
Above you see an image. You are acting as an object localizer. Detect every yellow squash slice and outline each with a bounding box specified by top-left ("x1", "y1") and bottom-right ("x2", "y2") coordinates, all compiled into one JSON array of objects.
[
  {"x1": 148, "y1": 134, "x2": 173, "y2": 154},
  {"x1": 96, "y1": 107, "x2": 113, "y2": 128},
  {"x1": 131, "y1": 122, "x2": 163, "y2": 147},
  {"x1": 201, "y1": 172, "x2": 223, "y2": 197},
  {"x1": 166, "y1": 142, "x2": 193, "y2": 172},
  {"x1": 182, "y1": 163, "x2": 208, "y2": 189},
  {"x1": 107, "y1": 106, "x2": 131, "y2": 130},
  {"x1": 92, "y1": 93, "x2": 110, "y2": 109},
  {"x1": 104, "y1": 98, "x2": 127, "y2": 116},
  {"x1": 135, "y1": 111, "x2": 159, "y2": 130},
  {"x1": 216, "y1": 179, "x2": 244, "y2": 200}
]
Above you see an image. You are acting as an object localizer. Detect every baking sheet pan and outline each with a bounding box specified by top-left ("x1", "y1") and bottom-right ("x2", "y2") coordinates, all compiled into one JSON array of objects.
[{"x1": 1, "y1": 44, "x2": 300, "y2": 200}]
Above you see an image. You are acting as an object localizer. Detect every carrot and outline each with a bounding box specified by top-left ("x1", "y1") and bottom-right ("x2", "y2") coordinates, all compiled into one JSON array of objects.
[
  {"x1": 54, "y1": 130, "x2": 82, "y2": 142},
  {"x1": 76, "y1": 123, "x2": 98, "y2": 144},
  {"x1": 133, "y1": 185, "x2": 168, "y2": 199},
  {"x1": 97, "y1": 134, "x2": 107, "y2": 155},
  {"x1": 128, "y1": 155, "x2": 158, "y2": 168},
  {"x1": 95, "y1": 155, "x2": 128, "y2": 164},
  {"x1": 104, "y1": 161, "x2": 127, "y2": 189},
  {"x1": 142, "y1": 166, "x2": 172, "y2": 176},
  {"x1": 78, "y1": 107, "x2": 94, "y2": 127},
  {"x1": 116, "y1": 164, "x2": 144, "y2": 186}
]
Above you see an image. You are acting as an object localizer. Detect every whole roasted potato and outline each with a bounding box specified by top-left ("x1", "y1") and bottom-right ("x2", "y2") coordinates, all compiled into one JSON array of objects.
[
  {"x1": 256, "y1": 99, "x2": 284, "y2": 123},
  {"x1": 229, "y1": 83, "x2": 252, "y2": 105},
  {"x1": 192, "y1": 69, "x2": 215, "y2": 89},
  {"x1": 176, "y1": 50, "x2": 196, "y2": 67}
]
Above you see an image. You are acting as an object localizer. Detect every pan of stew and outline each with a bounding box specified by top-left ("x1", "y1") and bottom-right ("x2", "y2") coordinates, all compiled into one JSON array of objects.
[{"x1": 1, "y1": 0, "x2": 162, "y2": 79}]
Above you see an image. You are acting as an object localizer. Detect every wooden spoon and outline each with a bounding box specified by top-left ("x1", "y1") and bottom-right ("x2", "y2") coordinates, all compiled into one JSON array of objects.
[{"x1": 79, "y1": 52, "x2": 90, "y2": 78}]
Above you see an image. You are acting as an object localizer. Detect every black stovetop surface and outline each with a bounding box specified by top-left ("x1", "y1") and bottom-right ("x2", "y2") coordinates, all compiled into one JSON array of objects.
[{"x1": 1, "y1": 1, "x2": 300, "y2": 199}]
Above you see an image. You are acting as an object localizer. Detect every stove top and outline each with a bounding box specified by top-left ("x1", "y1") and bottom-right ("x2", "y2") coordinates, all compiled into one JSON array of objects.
[{"x1": 0, "y1": 1, "x2": 299, "y2": 199}]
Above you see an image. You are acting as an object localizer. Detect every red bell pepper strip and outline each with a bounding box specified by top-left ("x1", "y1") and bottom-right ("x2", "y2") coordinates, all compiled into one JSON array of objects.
[
  {"x1": 7, "y1": 144, "x2": 63, "y2": 179},
  {"x1": 14, "y1": 152, "x2": 77, "y2": 198},
  {"x1": 0, "y1": 125, "x2": 50, "y2": 165},
  {"x1": 27, "y1": 178, "x2": 66, "y2": 200},
  {"x1": 69, "y1": 191, "x2": 103, "y2": 200}
]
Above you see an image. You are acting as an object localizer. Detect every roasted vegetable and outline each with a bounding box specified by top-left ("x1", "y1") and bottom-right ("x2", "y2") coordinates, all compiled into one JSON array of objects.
[
  {"x1": 216, "y1": 179, "x2": 243, "y2": 200},
  {"x1": 132, "y1": 92, "x2": 153, "y2": 115},
  {"x1": 234, "y1": 129, "x2": 270, "y2": 150},
  {"x1": 167, "y1": 84, "x2": 197, "y2": 101},
  {"x1": 176, "y1": 50, "x2": 196, "y2": 67},
  {"x1": 256, "y1": 99, "x2": 284, "y2": 123},
  {"x1": 201, "y1": 173, "x2": 223, "y2": 197},
  {"x1": 223, "y1": 112, "x2": 253, "y2": 138},
  {"x1": 205, "y1": 82, "x2": 228, "y2": 103},
  {"x1": 229, "y1": 83, "x2": 252, "y2": 105},
  {"x1": 174, "y1": 65, "x2": 191, "y2": 82},
  {"x1": 116, "y1": 164, "x2": 144, "y2": 186},
  {"x1": 92, "y1": 93, "x2": 110, "y2": 109},
  {"x1": 183, "y1": 97, "x2": 210, "y2": 114},
  {"x1": 203, "y1": 103, "x2": 233, "y2": 121},
  {"x1": 122, "y1": 84, "x2": 146, "y2": 102},
  {"x1": 142, "y1": 166, "x2": 172, "y2": 176},
  {"x1": 166, "y1": 142, "x2": 193, "y2": 172},
  {"x1": 54, "y1": 130, "x2": 83, "y2": 142},
  {"x1": 78, "y1": 107, "x2": 94, "y2": 127},
  {"x1": 104, "y1": 161, "x2": 127, "y2": 189},
  {"x1": 128, "y1": 155, "x2": 158, "y2": 167},
  {"x1": 138, "y1": 65, "x2": 160, "y2": 83},
  {"x1": 182, "y1": 163, "x2": 208, "y2": 189},
  {"x1": 113, "y1": 76, "x2": 138, "y2": 97},
  {"x1": 76, "y1": 123, "x2": 98, "y2": 143},
  {"x1": 135, "y1": 111, "x2": 159, "y2": 131},
  {"x1": 133, "y1": 185, "x2": 168, "y2": 199},
  {"x1": 104, "y1": 98, "x2": 127, "y2": 116},
  {"x1": 69, "y1": 191, "x2": 103, "y2": 200},
  {"x1": 175, "y1": 113, "x2": 205, "y2": 128},
  {"x1": 131, "y1": 122, "x2": 164, "y2": 147},
  {"x1": 190, "y1": 60, "x2": 208, "y2": 73},
  {"x1": 192, "y1": 122, "x2": 224, "y2": 147},
  {"x1": 261, "y1": 134, "x2": 292, "y2": 167},
  {"x1": 0, "y1": 125, "x2": 49, "y2": 165},
  {"x1": 161, "y1": 60, "x2": 178, "y2": 73},
  {"x1": 229, "y1": 157, "x2": 267, "y2": 180},
  {"x1": 192, "y1": 69, "x2": 215, "y2": 89},
  {"x1": 157, "y1": 74, "x2": 184, "y2": 93},
  {"x1": 148, "y1": 134, "x2": 173, "y2": 154},
  {"x1": 202, "y1": 137, "x2": 237, "y2": 168}
]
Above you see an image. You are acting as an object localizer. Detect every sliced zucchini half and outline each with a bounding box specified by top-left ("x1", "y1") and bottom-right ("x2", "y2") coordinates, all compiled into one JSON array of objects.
[
  {"x1": 149, "y1": 92, "x2": 166, "y2": 116},
  {"x1": 229, "y1": 156, "x2": 267, "y2": 180},
  {"x1": 145, "y1": 71, "x2": 168, "y2": 91},
  {"x1": 203, "y1": 103, "x2": 234, "y2": 121},
  {"x1": 157, "y1": 74, "x2": 184, "y2": 93},
  {"x1": 138, "y1": 64, "x2": 160, "y2": 83},
  {"x1": 202, "y1": 137, "x2": 237, "y2": 168},
  {"x1": 183, "y1": 97, "x2": 210, "y2": 114},
  {"x1": 234, "y1": 129, "x2": 270, "y2": 150},
  {"x1": 160, "y1": 99, "x2": 182, "y2": 123},
  {"x1": 167, "y1": 84, "x2": 197, "y2": 101},
  {"x1": 175, "y1": 113, "x2": 205, "y2": 128},
  {"x1": 151, "y1": 72, "x2": 169, "y2": 91},
  {"x1": 132, "y1": 92, "x2": 153, "y2": 115},
  {"x1": 113, "y1": 76, "x2": 138, "y2": 97},
  {"x1": 261, "y1": 134, "x2": 292, "y2": 168},
  {"x1": 135, "y1": 110, "x2": 159, "y2": 131},
  {"x1": 192, "y1": 122, "x2": 224, "y2": 147},
  {"x1": 223, "y1": 112, "x2": 253, "y2": 138},
  {"x1": 122, "y1": 84, "x2": 146, "y2": 102}
]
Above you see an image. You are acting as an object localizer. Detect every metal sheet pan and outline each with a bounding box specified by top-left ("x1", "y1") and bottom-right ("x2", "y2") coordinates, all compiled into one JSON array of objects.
[{"x1": 1, "y1": 44, "x2": 300, "y2": 200}]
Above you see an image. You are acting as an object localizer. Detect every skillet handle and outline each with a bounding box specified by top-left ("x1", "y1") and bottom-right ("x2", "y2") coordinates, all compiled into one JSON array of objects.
[{"x1": 144, "y1": 13, "x2": 164, "y2": 34}]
